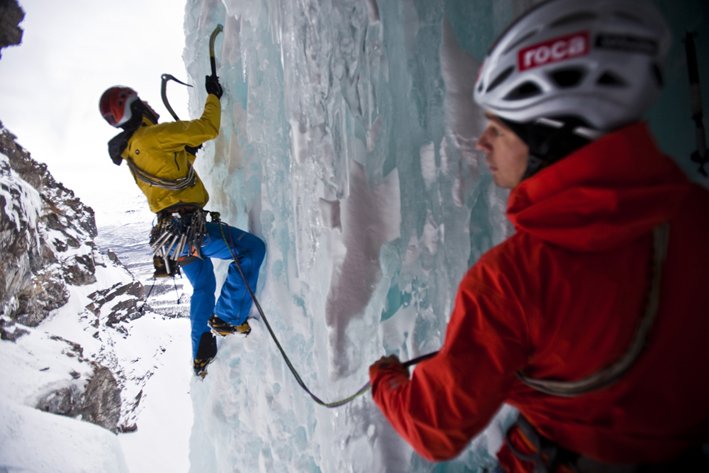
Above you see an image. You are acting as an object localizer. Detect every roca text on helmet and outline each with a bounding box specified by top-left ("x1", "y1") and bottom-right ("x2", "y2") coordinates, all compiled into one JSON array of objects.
[
  {"x1": 473, "y1": 0, "x2": 672, "y2": 135},
  {"x1": 99, "y1": 86, "x2": 139, "y2": 128}
]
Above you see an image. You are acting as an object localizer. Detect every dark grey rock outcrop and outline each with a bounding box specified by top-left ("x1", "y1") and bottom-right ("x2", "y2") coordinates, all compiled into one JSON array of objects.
[
  {"x1": 0, "y1": 125, "x2": 97, "y2": 326},
  {"x1": 0, "y1": 123, "x2": 150, "y2": 433},
  {"x1": 0, "y1": 0, "x2": 24, "y2": 59}
]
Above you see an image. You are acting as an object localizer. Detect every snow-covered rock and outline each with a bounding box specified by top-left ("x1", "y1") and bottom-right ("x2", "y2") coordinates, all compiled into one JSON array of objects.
[
  {"x1": 0, "y1": 125, "x2": 97, "y2": 328},
  {"x1": 0, "y1": 122, "x2": 178, "y2": 443}
]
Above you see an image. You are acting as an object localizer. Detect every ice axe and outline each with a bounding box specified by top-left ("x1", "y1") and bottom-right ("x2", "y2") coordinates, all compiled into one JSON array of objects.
[
  {"x1": 209, "y1": 24, "x2": 223, "y2": 80},
  {"x1": 160, "y1": 74, "x2": 192, "y2": 121},
  {"x1": 159, "y1": 24, "x2": 223, "y2": 122}
]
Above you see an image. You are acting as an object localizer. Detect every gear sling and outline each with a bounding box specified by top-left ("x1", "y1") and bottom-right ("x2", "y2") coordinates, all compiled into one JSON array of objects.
[{"x1": 505, "y1": 224, "x2": 707, "y2": 471}]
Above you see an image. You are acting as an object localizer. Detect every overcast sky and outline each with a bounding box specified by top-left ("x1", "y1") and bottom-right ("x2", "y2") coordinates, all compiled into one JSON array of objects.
[{"x1": 0, "y1": 0, "x2": 189, "y2": 226}]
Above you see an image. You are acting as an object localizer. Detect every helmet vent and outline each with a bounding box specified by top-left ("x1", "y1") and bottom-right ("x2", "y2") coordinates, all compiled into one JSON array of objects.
[
  {"x1": 486, "y1": 66, "x2": 514, "y2": 93},
  {"x1": 504, "y1": 81, "x2": 542, "y2": 101},
  {"x1": 550, "y1": 68, "x2": 585, "y2": 88},
  {"x1": 549, "y1": 12, "x2": 597, "y2": 28},
  {"x1": 597, "y1": 71, "x2": 627, "y2": 87}
]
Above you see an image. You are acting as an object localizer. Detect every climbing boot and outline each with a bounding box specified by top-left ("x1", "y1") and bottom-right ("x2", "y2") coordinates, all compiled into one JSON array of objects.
[
  {"x1": 209, "y1": 315, "x2": 251, "y2": 336},
  {"x1": 193, "y1": 332, "x2": 217, "y2": 378}
]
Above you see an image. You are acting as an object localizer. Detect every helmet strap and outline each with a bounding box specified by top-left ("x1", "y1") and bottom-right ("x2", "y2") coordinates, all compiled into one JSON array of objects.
[
  {"x1": 141, "y1": 101, "x2": 160, "y2": 125},
  {"x1": 122, "y1": 100, "x2": 159, "y2": 130},
  {"x1": 501, "y1": 117, "x2": 592, "y2": 180}
]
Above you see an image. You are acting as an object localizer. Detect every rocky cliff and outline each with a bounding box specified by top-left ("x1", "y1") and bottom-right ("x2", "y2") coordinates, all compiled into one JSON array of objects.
[
  {"x1": 0, "y1": 123, "x2": 152, "y2": 432},
  {"x1": 0, "y1": 2, "x2": 187, "y2": 438},
  {"x1": 0, "y1": 125, "x2": 99, "y2": 328}
]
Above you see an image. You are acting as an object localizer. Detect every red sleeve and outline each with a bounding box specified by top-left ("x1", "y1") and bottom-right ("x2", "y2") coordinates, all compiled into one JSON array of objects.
[{"x1": 370, "y1": 263, "x2": 530, "y2": 461}]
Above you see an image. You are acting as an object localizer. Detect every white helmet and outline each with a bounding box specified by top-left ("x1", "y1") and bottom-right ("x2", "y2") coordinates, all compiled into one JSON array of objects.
[{"x1": 474, "y1": 0, "x2": 671, "y2": 134}]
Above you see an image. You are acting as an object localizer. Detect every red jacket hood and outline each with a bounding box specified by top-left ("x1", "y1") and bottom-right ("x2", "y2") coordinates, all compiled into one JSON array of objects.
[{"x1": 507, "y1": 123, "x2": 690, "y2": 251}]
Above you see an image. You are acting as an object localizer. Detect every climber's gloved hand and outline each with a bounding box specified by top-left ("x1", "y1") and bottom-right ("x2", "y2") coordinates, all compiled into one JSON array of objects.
[
  {"x1": 205, "y1": 74, "x2": 223, "y2": 99},
  {"x1": 369, "y1": 355, "x2": 410, "y2": 394}
]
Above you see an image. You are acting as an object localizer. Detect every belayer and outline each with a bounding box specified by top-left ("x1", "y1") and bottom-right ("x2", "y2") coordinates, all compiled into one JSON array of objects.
[
  {"x1": 99, "y1": 74, "x2": 265, "y2": 378},
  {"x1": 369, "y1": 0, "x2": 709, "y2": 471}
]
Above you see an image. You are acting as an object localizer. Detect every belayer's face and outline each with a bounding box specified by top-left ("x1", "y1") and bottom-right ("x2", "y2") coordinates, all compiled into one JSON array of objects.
[{"x1": 475, "y1": 115, "x2": 529, "y2": 189}]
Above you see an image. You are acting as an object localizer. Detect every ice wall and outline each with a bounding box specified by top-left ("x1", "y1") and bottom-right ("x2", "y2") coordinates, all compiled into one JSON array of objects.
[{"x1": 181, "y1": 1, "x2": 528, "y2": 471}]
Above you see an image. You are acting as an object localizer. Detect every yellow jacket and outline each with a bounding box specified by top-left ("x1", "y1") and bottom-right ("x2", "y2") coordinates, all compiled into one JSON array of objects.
[{"x1": 121, "y1": 94, "x2": 221, "y2": 213}]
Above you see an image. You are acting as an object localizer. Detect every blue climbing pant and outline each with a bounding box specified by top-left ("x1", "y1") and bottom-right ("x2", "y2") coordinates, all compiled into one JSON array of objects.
[{"x1": 181, "y1": 222, "x2": 265, "y2": 359}]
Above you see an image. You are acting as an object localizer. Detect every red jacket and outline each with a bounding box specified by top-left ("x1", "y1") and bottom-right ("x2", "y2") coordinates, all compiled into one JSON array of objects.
[{"x1": 370, "y1": 123, "x2": 709, "y2": 469}]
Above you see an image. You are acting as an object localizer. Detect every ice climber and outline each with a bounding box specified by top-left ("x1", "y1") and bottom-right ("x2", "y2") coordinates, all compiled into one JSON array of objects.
[
  {"x1": 369, "y1": 0, "x2": 709, "y2": 471},
  {"x1": 99, "y1": 74, "x2": 265, "y2": 378}
]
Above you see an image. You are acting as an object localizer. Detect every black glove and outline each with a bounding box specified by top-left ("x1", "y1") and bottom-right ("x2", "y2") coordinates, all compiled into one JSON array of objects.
[{"x1": 205, "y1": 74, "x2": 223, "y2": 99}]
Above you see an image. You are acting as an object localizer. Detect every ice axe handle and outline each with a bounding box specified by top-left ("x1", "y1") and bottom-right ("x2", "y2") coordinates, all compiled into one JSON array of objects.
[{"x1": 209, "y1": 24, "x2": 224, "y2": 78}]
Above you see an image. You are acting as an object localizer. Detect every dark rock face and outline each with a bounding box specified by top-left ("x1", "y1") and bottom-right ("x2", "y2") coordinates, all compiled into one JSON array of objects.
[
  {"x1": 35, "y1": 365, "x2": 122, "y2": 432},
  {"x1": 87, "y1": 281, "x2": 145, "y2": 329},
  {"x1": 81, "y1": 366, "x2": 123, "y2": 431},
  {"x1": 0, "y1": 126, "x2": 97, "y2": 325},
  {"x1": 0, "y1": 0, "x2": 24, "y2": 59},
  {"x1": 0, "y1": 123, "x2": 149, "y2": 433}
]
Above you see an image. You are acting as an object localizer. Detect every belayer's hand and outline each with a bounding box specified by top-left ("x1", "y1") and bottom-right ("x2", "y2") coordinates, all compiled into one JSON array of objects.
[
  {"x1": 205, "y1": 74, "x2": 223, "y2": 99},
  {"x1": 369, "y1": 355, "x2": 410, "y2": 392}
]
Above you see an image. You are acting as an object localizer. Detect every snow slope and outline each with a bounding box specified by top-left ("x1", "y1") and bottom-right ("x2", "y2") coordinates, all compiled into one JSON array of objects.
[{"x1": 0, "y1": 397, "x2": 128, "y2": 473}]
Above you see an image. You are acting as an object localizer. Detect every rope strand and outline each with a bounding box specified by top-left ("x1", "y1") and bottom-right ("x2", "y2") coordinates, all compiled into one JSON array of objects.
[{"x1": 218, "y1": 223, "x2": 437, "y2": 408}]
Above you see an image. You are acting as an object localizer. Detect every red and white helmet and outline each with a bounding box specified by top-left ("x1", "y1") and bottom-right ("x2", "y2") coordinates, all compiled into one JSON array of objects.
[
  {"x1": 474, "y1": 0, "x2": 671, "y2": 134},
  {"x1": 99, "y1": 86, "x2": 139, "y2": 127}
]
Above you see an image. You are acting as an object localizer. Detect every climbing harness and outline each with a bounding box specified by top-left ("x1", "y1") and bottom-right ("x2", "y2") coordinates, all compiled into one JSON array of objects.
[
  {"x1": 684, "y1": 32, "x2": 708, "y2": 177},
  {"x1": 506, "y1": 414, "x2": 709, "y2": 472},
  {"x1": 149, "y1": 205, "x2": 208, "y2": 276},
  {"x1": 142, "y1": 206, "x2": 210, "y2": 312},
  {"x1": 505, "y1": 415, "x2": 578, "y2": 473},
  {"x1": 217, "y1": 223, "x2": 437, "y2": 408},
  {"x1": 517, "y1": 224, "x2": 669, "y2": 396}
]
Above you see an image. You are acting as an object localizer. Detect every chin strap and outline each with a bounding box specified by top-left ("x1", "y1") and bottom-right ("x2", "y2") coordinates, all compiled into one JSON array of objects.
[{"x1": 501, "y1": 117, "x2": 594, "y2": 180}]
